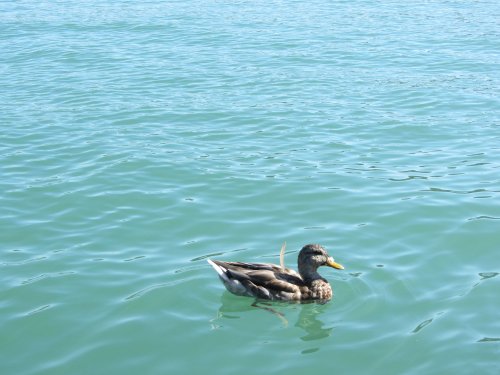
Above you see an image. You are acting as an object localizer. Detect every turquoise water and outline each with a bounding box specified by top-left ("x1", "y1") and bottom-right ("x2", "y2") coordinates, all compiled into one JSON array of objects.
[{"x1": 1, "y1": 0, "x2": 499, "y2": 374}]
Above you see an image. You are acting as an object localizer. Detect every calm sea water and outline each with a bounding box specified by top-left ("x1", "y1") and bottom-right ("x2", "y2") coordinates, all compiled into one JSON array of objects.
[{"x1": 1, "y1": 1, "x2": 499, "y2": 374}]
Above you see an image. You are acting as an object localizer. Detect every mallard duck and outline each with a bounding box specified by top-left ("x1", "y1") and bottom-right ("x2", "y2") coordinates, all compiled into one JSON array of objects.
[{"x1": 207, "y1": 244, "x2": 344, "y2": 302}]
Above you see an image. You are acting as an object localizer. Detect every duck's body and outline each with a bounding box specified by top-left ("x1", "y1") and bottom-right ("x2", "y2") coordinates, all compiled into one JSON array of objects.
[{"x1": 207, "y1": 244, "x2": 344, "y2": 302}]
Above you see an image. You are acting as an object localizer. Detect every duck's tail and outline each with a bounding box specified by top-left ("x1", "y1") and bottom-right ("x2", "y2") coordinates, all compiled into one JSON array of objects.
[
  {"x1": 207, "y1": 259, "x2": 230, "y2": 283},
  {"x1": 207, "y1": 259, "x2": 249, "y2": 296}
]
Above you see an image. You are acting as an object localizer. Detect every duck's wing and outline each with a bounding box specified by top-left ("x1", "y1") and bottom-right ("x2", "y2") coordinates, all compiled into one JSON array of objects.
[{"x1": 208, "y1": 260, "x2": 305, "y2": 300}]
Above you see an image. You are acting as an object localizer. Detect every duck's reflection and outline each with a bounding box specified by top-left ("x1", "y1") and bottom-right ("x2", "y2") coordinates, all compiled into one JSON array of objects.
[
  {"x1": 214, "y1": 292, "x2": 333, "y2": 342},
  {"x1": 295, "y1": 302, "x2": 333, "y2": 341}
]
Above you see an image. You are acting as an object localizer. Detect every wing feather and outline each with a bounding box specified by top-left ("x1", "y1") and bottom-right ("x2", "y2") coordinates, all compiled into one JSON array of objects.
[{"x1": 209, "y1": 260, "x2": 307, "y2": 300}]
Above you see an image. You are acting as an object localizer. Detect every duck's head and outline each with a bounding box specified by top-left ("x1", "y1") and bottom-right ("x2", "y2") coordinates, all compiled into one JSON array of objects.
[{"x1": 298, "y1": 244, "x2": 344, "y2": 277}]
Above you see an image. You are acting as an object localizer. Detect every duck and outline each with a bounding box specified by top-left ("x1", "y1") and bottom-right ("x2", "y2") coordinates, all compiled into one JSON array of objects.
[{"x1": 207, "y1": 244, "x2": 344, "y2": 302}]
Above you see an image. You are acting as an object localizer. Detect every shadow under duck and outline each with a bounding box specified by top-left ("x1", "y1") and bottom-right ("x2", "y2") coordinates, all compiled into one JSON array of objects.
[{"x1": 207, "y1": 244, "x2": 344, "y2": 302}]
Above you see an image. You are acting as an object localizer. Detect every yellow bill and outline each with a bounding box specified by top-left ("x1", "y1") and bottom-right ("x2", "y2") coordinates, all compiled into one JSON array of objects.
[{"x1": 326, "y1": 257, "x2": 344, "y2": 270}]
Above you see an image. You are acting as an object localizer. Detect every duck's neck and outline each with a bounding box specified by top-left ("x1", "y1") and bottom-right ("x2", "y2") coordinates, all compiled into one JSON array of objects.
[{"x1": 298, "y1": 263, "x2": 323, "y2": 283}]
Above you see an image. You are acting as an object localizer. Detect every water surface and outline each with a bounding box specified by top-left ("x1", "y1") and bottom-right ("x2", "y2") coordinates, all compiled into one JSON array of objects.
[{"x1": 1, "y1": 1, "x2": 499, "y2": 374}]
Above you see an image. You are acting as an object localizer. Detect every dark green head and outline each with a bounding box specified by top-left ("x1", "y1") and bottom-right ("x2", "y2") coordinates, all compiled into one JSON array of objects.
[{"x1": 298, "y1": 244, "x2": 344, "y2": 275}]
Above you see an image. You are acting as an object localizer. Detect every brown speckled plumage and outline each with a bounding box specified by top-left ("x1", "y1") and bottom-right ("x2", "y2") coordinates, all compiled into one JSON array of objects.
[{"x1": 207, "y1": 244, "x2": 344, "y2": 302}]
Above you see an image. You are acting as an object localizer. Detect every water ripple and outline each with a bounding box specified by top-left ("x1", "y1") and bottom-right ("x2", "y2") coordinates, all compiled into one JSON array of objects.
[{"x1": 25, "y1": 304, "x2": 52, "y2": 316}]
